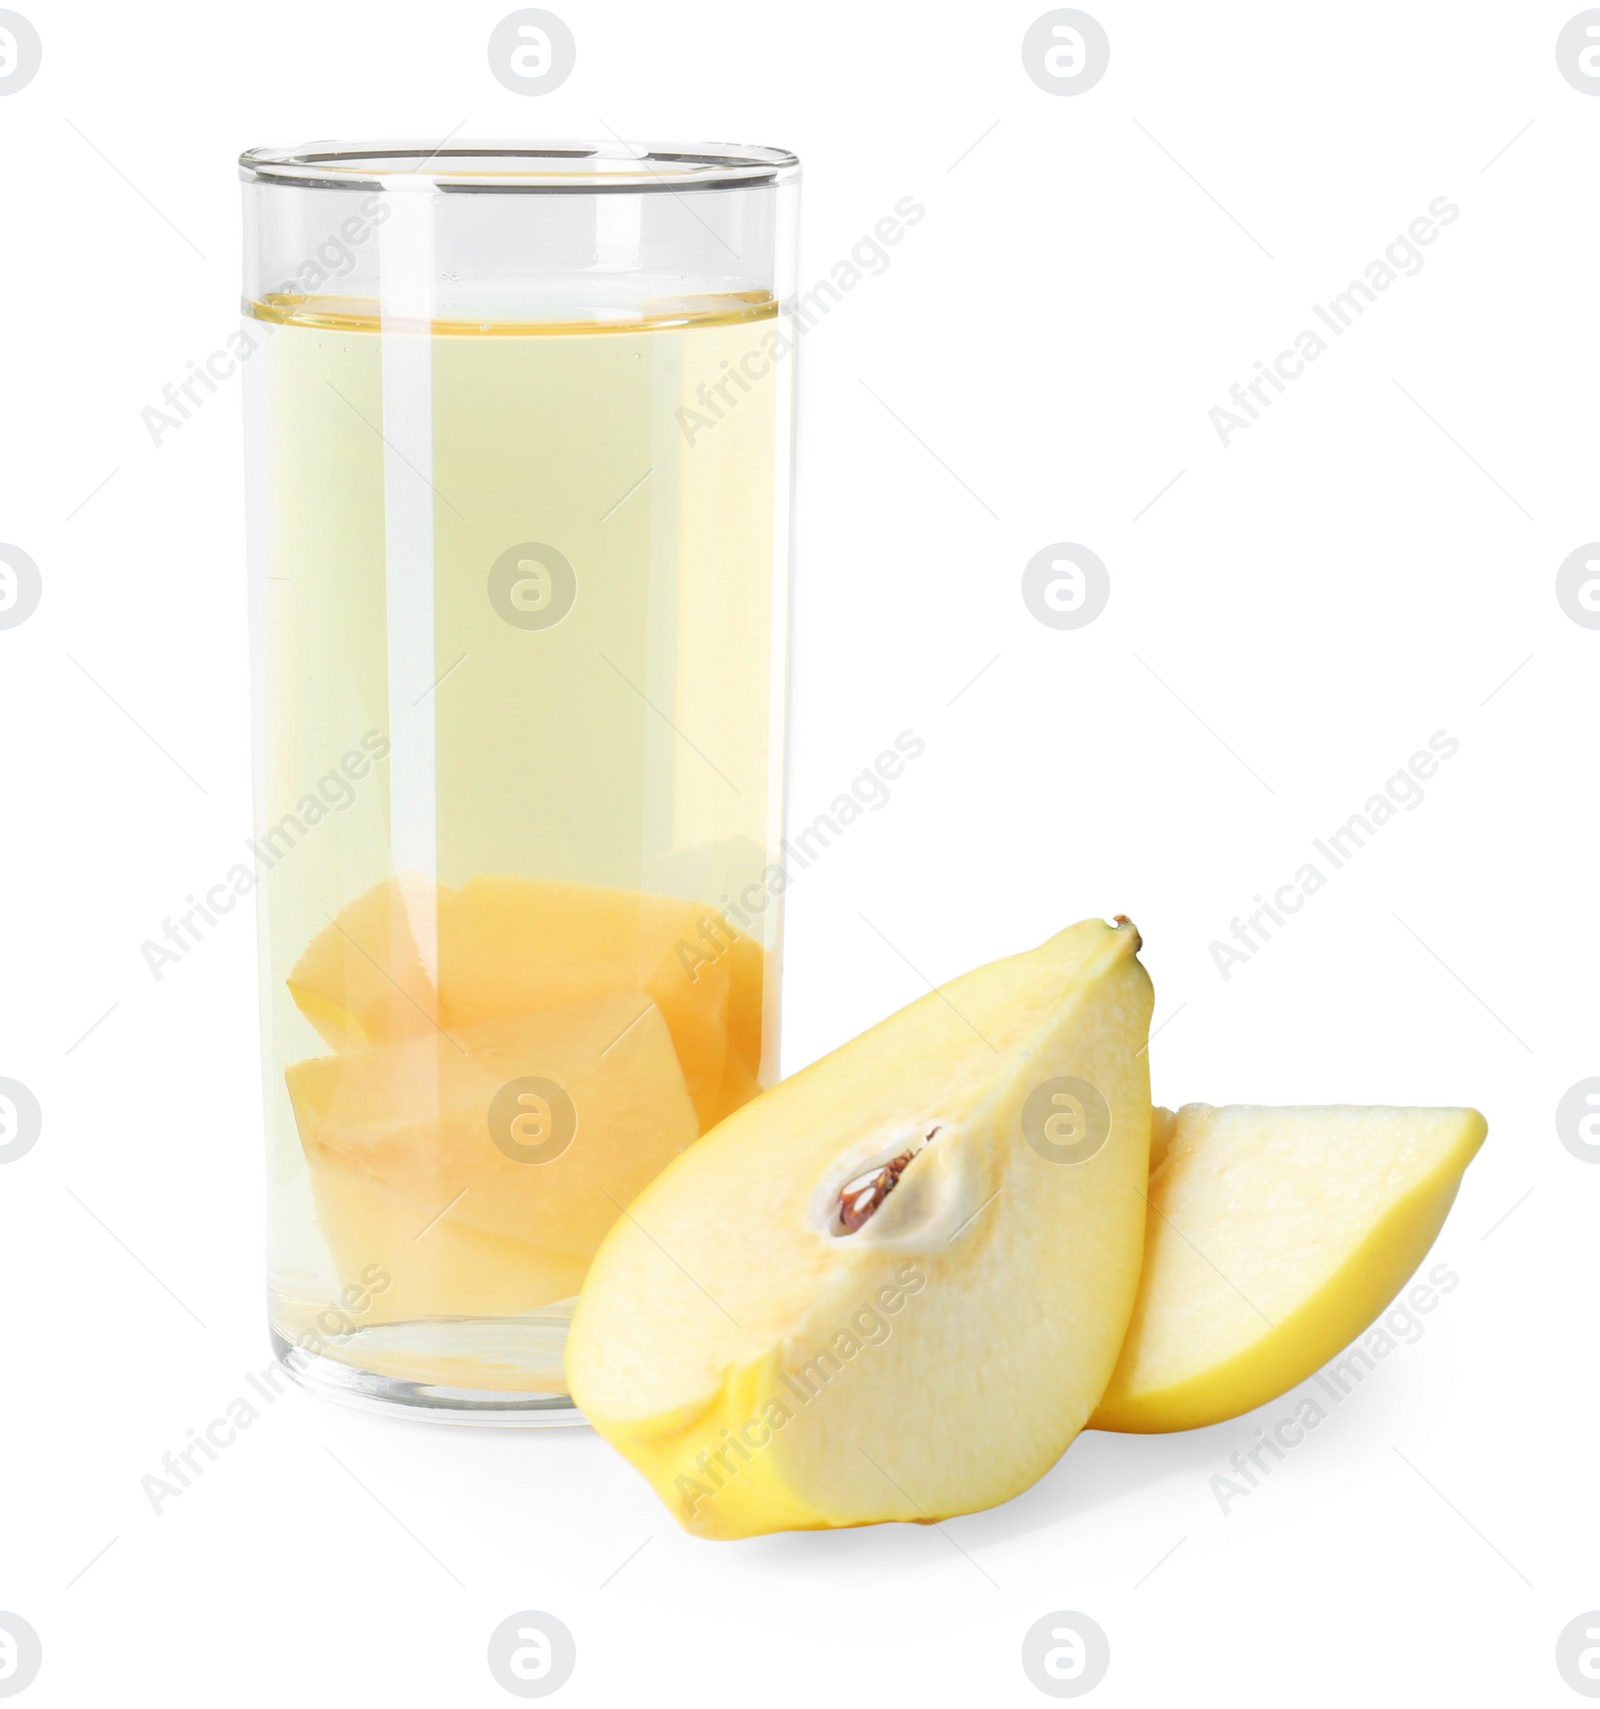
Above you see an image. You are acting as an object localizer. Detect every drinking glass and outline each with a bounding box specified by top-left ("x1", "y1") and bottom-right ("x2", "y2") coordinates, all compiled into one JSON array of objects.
[{"x1": 239, "y1": 140, "x2": 799, "y2": 1421}]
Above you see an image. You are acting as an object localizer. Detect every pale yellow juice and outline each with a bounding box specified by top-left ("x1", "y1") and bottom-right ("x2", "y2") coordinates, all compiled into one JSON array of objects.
[{"x1": 245, "y1": 293, "x2": 789, "y2": 1402}]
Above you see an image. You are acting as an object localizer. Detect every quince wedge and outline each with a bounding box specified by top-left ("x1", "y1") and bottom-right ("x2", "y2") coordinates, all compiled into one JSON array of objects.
[
  {"x1": 286, "y1": 869, "x2": 442, "y2": 1048},
  {"x1": 566, "y1": 917, "x2": 1154, "y2": 1539},
  {"x1": 1090, "y1": 1102, "x2": 1488, "y2": 1433},
  {"x1": 287, "y1": 993, "x2": 700, "y2": 1263},
  {"x1": 303, "y1": 1151, "x2": 591, "y2": 1321},
  {"x1": 286, "y1": 873, "x2": 766, "y2": 1131}
]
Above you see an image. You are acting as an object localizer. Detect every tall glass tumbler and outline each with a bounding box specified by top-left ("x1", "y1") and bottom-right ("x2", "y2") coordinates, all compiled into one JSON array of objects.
[{"x1": 240, "y1": 142, "x2": 799, "y2": 1422}]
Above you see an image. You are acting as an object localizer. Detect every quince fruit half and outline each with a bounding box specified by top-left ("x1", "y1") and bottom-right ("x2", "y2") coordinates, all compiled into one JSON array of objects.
[{"x1": 566, "y1": 917, "x2": 1154, "y2": 1538}]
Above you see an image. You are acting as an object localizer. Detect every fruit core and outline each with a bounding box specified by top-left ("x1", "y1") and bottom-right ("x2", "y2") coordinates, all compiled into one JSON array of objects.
[{"x1": 835, "y1": 1124, "x2": 942, "y2": 1233}]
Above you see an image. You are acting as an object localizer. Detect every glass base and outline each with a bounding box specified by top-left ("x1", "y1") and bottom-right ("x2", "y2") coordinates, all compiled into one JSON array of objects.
[{"x1": 271, "y1": 1320, "x2": 586, "y2": 1426}]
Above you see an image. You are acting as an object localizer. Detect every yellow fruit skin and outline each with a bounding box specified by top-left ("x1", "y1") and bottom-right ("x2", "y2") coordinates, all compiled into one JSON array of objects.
[
  {"x1": 589, "y1": 1354, "x2": 838, "y2": 1541},
  {"x1": 1091, "y1": 1111, "x2": 1485, "y2": 1433}
]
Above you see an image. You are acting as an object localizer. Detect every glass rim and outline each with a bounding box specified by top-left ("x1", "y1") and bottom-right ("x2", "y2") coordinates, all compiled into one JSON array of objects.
[{"x1": 239, "y1": 139, "x2": 800, "y2": 194}]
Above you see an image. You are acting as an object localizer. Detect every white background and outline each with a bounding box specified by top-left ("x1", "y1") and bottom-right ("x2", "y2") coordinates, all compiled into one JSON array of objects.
[{"x1": 1, "y1": 1, "x2": 1596, "y2": 1703}]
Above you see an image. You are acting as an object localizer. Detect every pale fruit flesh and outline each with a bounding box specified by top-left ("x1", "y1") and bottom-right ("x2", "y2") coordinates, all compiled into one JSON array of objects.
[
  {"x1": 567, "y1": 917, "x2": 1154, "y2": 1539},
  {"x1": 287, "y1": 873, "x2": 766, "y2": 1131},
  {"x1": 1090, "y1": 1103, "x2": 1488, "y2": 1433},
  {"x1": 283, "y1": 874, "x2": 767, "y2": 1324},
  {"x1": 305, "y1": 1152, "x2": 590, "y2": 1321},
  {"x1": 287, "y1": 994, "x2": 700, "y2": 1302}
]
